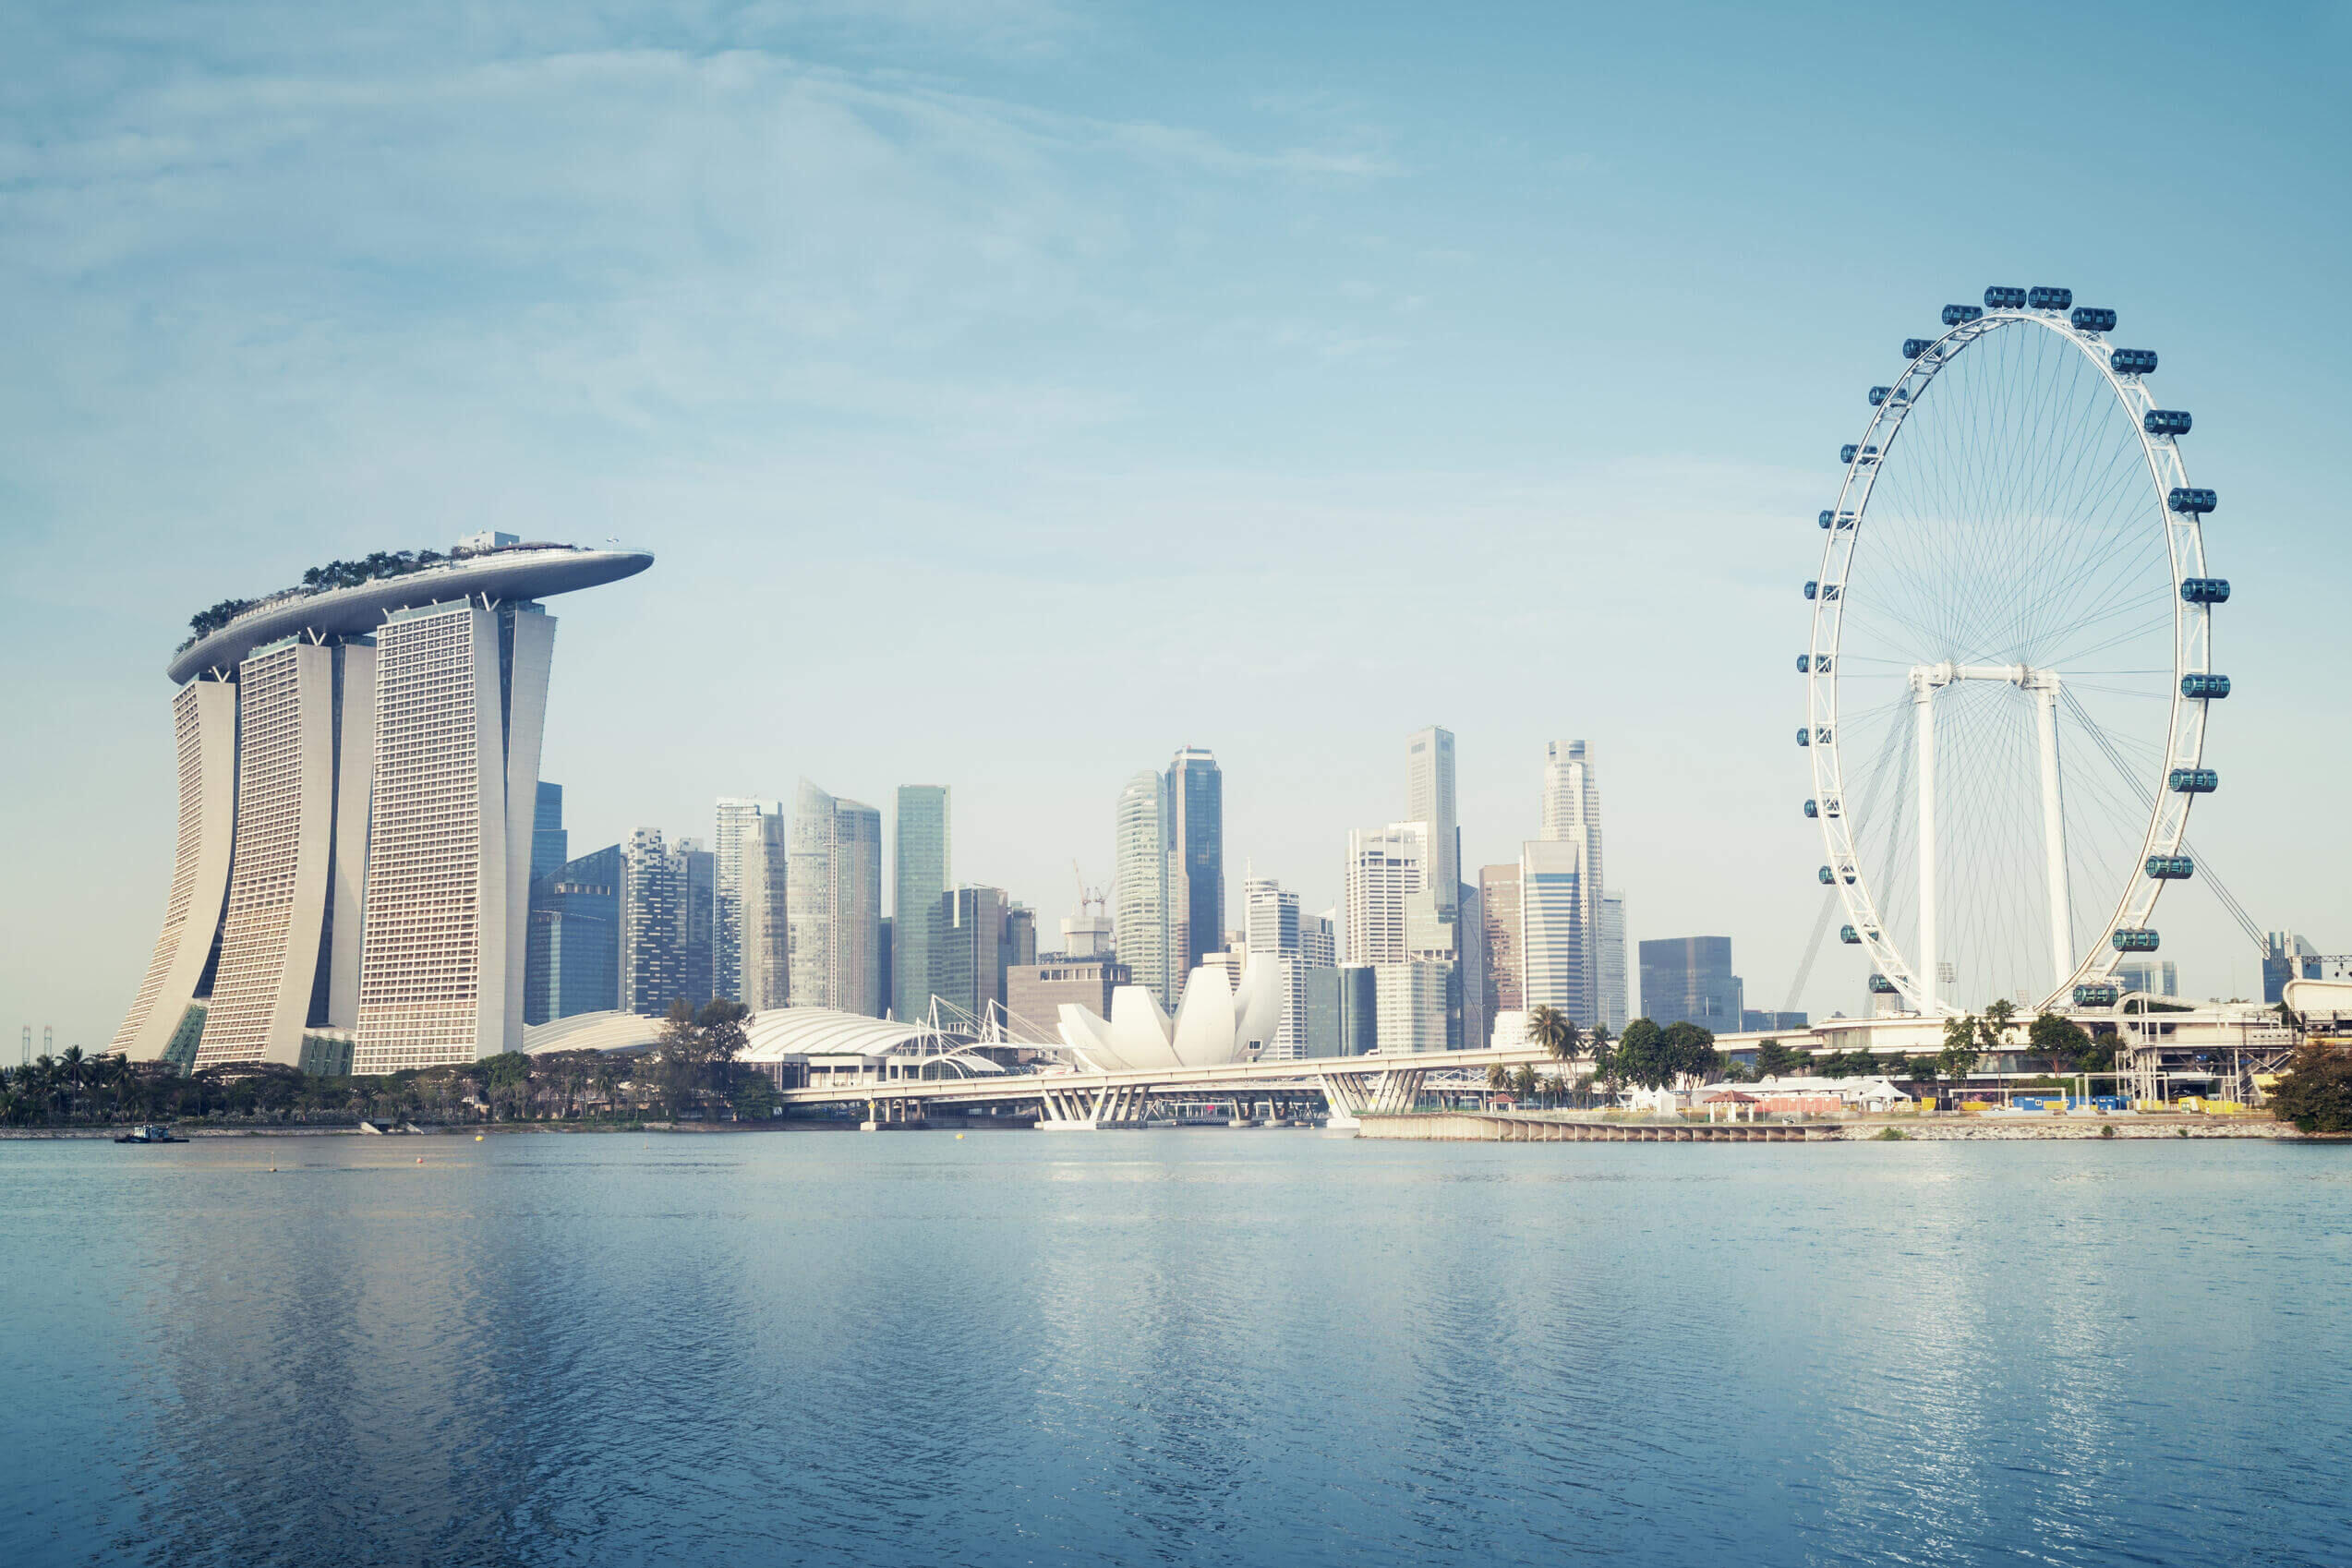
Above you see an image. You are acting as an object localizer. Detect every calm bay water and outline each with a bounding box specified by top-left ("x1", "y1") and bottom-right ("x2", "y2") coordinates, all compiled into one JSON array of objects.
[{"x1": 2, "y1": 1130, "x2": 2346, "y2": 1567}]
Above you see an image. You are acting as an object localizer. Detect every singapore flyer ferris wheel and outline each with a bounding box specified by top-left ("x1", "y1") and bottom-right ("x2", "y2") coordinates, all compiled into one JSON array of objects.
[{"x1": 1802, "y1": 286, "x2": 2227, "y2": 1019}]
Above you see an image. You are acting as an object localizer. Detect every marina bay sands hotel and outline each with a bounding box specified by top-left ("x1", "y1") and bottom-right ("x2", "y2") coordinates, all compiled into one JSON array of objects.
[{"x1": 110, "y1": 536, "x2": 653, "y2": 1077}]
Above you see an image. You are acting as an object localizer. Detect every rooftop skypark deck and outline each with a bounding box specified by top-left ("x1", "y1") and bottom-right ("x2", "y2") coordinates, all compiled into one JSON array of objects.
[{"x1": 167, "y1": 538, "x2": 654, "y2": 683}]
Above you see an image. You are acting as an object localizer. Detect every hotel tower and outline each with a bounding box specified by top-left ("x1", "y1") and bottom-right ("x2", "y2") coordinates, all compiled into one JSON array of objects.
[{"x1": 111, "y1": 534, "x2": 652, "y2": 1076}]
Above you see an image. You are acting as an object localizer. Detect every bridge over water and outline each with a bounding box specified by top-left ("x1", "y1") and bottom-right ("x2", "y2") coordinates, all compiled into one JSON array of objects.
[{"x1": 775, "y1": 1044, "x2": 1562, "y2": 1129}]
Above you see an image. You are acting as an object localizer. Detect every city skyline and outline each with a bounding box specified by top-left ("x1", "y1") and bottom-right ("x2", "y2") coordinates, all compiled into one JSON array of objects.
[{"x1": 8, "y1": 3, "x2": 2349, "y2": 1049}]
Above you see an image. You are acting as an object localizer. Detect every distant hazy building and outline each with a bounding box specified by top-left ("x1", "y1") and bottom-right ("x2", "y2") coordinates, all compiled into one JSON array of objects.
[
  {"x1": 1167, "y1": 747, "x2": 1224, "y2": 982},
  {"x1": 1304, "y1": 964, "x2": 1377, "y2": 1058},
  {"x1": 932, "y1": 886, "x2": 1011, "y2": 1021},
  {"x1": 1115, "y1": 770, "x2": 1173, "y2": 1005},
  {"x1": 1479, "y1": 862, "x2": 1524, "y2": 1027},
  {"x1": 1641, "y1": 936, "x2": 1743, "y2": 1031},
  {"x1": 1598, "y1": 889, "x2": 1629, "y2": 1033},
  {"x1": 2114, "y1": 960, "x2": 2178, "y2": 998},
  {"x1": 680, "y1": 838, "x2": 716, "y2": 1008},
  {"x1": 532, "y1": 782, "x2": 569, "y2": 885},
  {"x1": 1518, "y1": 838, "x2": 1587, "y2": 1023},
  {"x1": 1007, "y1": 958, "x2": 1131, "y2": 1043},
  {"x1": 738, "y1": 813, "x2": 790, "y2": 1009},
  {"x1": 1742, "y1": 1009, "x2": 1810, "y2": 1033},
  {"x1": 1062, "y1": 905, "x2": 1115, "y2": 959},
  {"x1": 1405, "y1": 727, "x2": 1459, "y2": 918},
  {"x1": 2263, "y1": 932, "x2": 2321, "y2": 1005},
  {"x1": 893, "y1": 785, "x2": 951, "y2": 1023},
  {"x1": 1345, "y1": 823, "x2": 1427, "y2": 966},
  {"x1": 1243, "y1": 876, "x2": 1307, "y2": 1059},
  {"x1": 789, "y1": 780, "x2": 884, "y2": 1016},
  {"x1": 1374, "y1": 961, "x2": 1449, "y2": 1054},
  {"x1": 527, "y1": 843, "x2": 620, "y2": 1023},
  {"x1": 1537, "y1": 739, "x2": 1609, "y2": 1029},
  {"x1": 711, "y1": 798, "x2": 782, "y2": 1006},
  {"x1": 620, "y1": 828, "x2": 687, "y2": 1017}
]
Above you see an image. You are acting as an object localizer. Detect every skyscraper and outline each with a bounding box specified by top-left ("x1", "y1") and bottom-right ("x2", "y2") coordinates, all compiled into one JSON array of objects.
[
  {"x1": 933, "y1": 886, "x2": 1013, "y2": 1020},
  {"x1": 681, "y1": 838, "x2": 716, "y2": 1008},
  {"x1": 353, "y1": 598, "x2": 555, "y2": 1074},
  {"x1": 1519, "y1": 838, "x2": 1587, "y2": 1022},
  {"x1": 620, "y1": 827, "x2": 686, "y2": 1017},
  {"x1": 893, "y1": 785, "x2": 951, "y2": 1022},
  {"x1": 1639, "y1": 936, "x2": 1743, "y2": 1031},
  {"x1": 192, "y1": 637, "x2": 373, "y2": 1070},
  {"x1": 1538, "y1": 739, "x2": 1607, "y2": 1028},
  {"x1": 1598, "y1": 890, "x2": 1629, "y2": 1032},
  {"x1": 738, "y1": 813, "x2": 790, "y2": 1009},
  {"x1": 1405, "y1": 727, "x2": 1459, "y2": 917},
  {"x1": 1114, "y1": 770, "x2": 1172, "y2": 1005},
  {"x1": 531, "y1": 782, "x2": 568, "y2": 885},
  {"x1": 1344, "y1": 823, "x2": 1426, "y2": 965},
  {"x1": 528, "y1": 843, "x2": 620, "y2": 1023},
  {"x1": 115, "y1": 539, "x2": 649, "y2": 1071},
  {"x1": 1243, "y1": 875, "x2": 1306, "y2": 1059},
  {"x1": 1479, "y1": 862, "x2": 1524, "y2": 1024},
  {"x1": 789, "y1": 780, "x2": 884, "y2": 1015},
  {"x1": 711, "y1": 798, "x2": 782, "y2": 1005},
  {"x1": 1166, "y1": 747, "x2": 1224, "y2": 983}
]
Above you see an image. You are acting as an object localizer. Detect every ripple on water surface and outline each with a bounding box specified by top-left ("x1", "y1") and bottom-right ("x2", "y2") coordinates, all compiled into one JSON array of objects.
[{"x1": 1, "y1": 1134, "x2": 2346, "y2": 1567}]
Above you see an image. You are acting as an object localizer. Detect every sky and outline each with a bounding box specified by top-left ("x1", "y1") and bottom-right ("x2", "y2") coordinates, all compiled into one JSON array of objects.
[{"x1": 5, "y1": 0, "x2": 2349, "y2": 1052}]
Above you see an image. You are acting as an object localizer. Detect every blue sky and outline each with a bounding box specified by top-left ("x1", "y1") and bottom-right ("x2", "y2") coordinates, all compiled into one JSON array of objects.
[{"x1": 6, "y1": 0, "x2": 2349, "y2": 1048}]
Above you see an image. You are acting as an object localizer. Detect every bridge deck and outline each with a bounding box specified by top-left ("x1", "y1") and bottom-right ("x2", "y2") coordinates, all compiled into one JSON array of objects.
[{"x1": 775, "y1": 1045, "x2": 1560, "y2": 1109}]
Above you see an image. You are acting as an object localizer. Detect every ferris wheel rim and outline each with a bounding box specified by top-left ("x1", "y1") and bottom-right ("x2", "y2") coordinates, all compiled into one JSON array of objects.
[{"x1": 1803, "y1": 301, "x2": 2215, "y2": 1019}]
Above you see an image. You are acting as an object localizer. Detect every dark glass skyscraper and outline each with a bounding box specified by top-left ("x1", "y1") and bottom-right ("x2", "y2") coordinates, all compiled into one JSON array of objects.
[
  {"x1": 893, "y1": 786, "x2": 950, "y2": 1023},
  {"x1": 1166, "y1": 747, "x2": 1223, "y2": 981},
  {"x1": 527, "y1": 843, "x2": 621, "y2": 1023},
  {"x1": 1638, "y1": 936, "x2": 1744, "y2": 1031},
  {"x1": 531, "y1": 781, "x2": 568, "y2": 886}
]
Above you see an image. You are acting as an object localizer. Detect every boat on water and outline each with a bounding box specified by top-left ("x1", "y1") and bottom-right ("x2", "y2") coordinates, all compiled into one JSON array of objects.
[{"x1": 113, "y1": 1125, "x2": 187, "y2": 1145}]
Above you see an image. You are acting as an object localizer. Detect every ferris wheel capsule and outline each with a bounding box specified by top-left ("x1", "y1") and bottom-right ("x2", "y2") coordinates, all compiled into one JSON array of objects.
[
  {"x1": 2070, "y1": 307, "x2": 2117, "y2": 332},
  {"x1": 1943, "y1": 304, "x2": 1984, "y2": 325},
  {"x1": 1984, "y1": 285, "x2": 2029, "y2": 309},
  {"x1": 2027, "y1": 286, "x2": 2073, "y2": 310}
]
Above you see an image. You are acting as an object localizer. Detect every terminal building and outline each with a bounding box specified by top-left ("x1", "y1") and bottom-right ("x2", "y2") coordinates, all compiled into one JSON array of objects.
[{"x1": 110, "y1": 535, "x2": 652, "y2": 1076}]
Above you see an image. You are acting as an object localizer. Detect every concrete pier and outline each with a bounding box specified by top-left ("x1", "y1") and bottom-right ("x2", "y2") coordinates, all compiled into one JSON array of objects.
[{"x1": 1357, "y1": 1114, "x2": 1839, "y2": 1142}]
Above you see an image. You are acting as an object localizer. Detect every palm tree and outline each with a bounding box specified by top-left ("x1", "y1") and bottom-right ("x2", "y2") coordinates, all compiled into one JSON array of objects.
[
  {"x1": 1527, "y1": 1005, "x2": 1583, "y2": 1065},
  {"x1": 1485, "y1": 1062, "x2": 1510, "y2": 1103}
]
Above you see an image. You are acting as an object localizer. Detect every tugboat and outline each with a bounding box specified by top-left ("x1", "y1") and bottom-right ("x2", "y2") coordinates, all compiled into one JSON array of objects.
[{"x1": 113, "y1": 1124, "x2": 187, "y2": 1144}]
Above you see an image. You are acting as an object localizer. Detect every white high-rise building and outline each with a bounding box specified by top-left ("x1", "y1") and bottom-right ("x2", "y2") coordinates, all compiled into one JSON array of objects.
[
  {"x1": 115, "y1": 539, "x2": 650, "y2": 1074},
  {"x1": 1374, "y1": 961, "x2": 1449, "y2": 1054},
  {"x1": 1301, "y1": 910, "x2": 1336, "y2": 971},
  {"x1": 1538, "y1": 739, "x2": 1608, "y2": 1028},
  {"x1": 353, "y1": 598, "x2": 554, "y2": 1073},
  {"x1": 712, "y1": 797, "x2": 783, "y2": 1004},
  {"x1": 1405, "y1": 726, "x2": 1458, "y2": 917},
  {"x1": 1114, "y1": 771, "x2": 1173, "y2": 1005},
  {"x1": 195, "y1": 637, "x2": 372, "y2": 1069},
  {"x1": 1519, "y1": 837, "x2": 1588, "y2": 1024},
  {"x1": 1344, "y1": 823, "x2": 1427, "y2": 966},
  {"x1": 788, "y1": 780, "x2": 884, "y2": 1015},
  {"x1": 1243, "y1": 875, "x2": 1307, "y2": 1060}
]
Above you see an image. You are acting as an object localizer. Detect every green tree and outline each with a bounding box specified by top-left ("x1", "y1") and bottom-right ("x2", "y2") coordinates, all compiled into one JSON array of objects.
[
  {"x1": 1657, "y1": 1022, "x2": 1719, "y2": 1088},
  {"x1": 1511, "y1": 1063, "x2": 1540, "y2": 1103},
  {"x1": 1938, "y1": 1011, "x2": 1982, "y2": 1097},
  {"x1": 730, "y1": 1071, "x2": 779, "y2": 1121},
  {"x1": 2267, "y1": 1041, "x2": 2352, "y2": 1133},
  {"x1": 1526, "y1": 1005, "x2": 1581, "y2": 1067},
  {"x1": 1755, "y1": 1038, "x2": 1797, "y2": 1080},
  {"x1": 1978, "y1": 998, "x2": 2019, "y2": 1056},
  {"x1": 2026, "y1": 1012, "x2": 2091, "y2": 1078},
  {"x1": 1613, "y1": 1019, "x2": 1668, "y2": 1091}
]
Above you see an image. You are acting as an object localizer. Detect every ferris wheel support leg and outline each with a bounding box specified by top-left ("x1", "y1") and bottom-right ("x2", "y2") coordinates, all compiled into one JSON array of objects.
[
  {"x1": 2032, "y1": 678, "x2": 2074, "y2": 995},
  {"x1": 1912, "y1": 676, "x2": 1937, "y2": 1009}
]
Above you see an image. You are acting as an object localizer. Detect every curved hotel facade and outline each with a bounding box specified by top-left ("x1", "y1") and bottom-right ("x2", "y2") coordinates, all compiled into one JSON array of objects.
[{"x1": 112, "y1": 537, "x2": 652, "y2": 1076}]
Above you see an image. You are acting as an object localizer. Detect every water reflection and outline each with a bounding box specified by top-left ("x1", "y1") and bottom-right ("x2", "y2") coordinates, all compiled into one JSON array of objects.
[{"x1": 0, "y1": 1135, "x2": 2344, "y2": 1567}]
